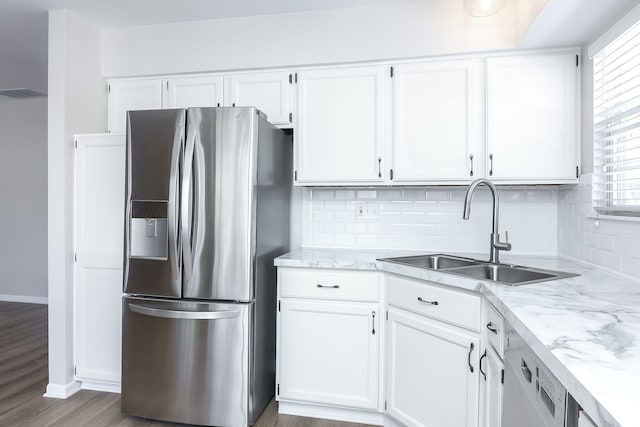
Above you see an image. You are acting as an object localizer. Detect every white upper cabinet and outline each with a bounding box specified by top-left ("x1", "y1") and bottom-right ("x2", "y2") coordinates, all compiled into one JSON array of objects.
[
  {"x1": 295, "y1": 66, "x2": 389, "y2": 185},
  {"x1": 108, "y1": 79, "x2": 163, "y2": 134},
  {"x1": 392, "y1": 59, "x2": 482, "y2": 183},
  {"x1": 228, "y1": 71, "x2": 292, "y2": 126},
  {"x1": 163, "y1": 75, "x2": 224, "y2": 109},
  {"x1": 486, "y1": 53, "x2": 579, "y2": 183}
]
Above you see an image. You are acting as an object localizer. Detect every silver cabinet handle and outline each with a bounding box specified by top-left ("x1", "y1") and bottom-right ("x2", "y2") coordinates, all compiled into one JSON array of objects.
[
  {"x1": 371, "y1": 311, "x2": 376, "y2": 335},
  {"x1": 316, "y1": 284, "x2": 340, "y2": 289},
  {"x1": 417, "y1": 297, "x2": 438, "y2": 305},
  {"x1": 479, "y1": 350, "x2": 487, "y2": 381},
  {"x1": 489, "y1": 153, "x2": 494, "y2": 177},
  {"x1": 378, "y1": 157, "x2": 382, "y2": 178},
  {"x1": 486, "y1": 322, "x2": 498, "y2": 334},
  {"x1": 128, "y1": 303, "x2": 240, "y2": 320},
  {"x1": 469, "y1": 154, "x2": 474, "y2": 177},
  {"x1": 468, "y1": 342, "x2": 475, "y2": 373},
  {"x1": 167, "y1": 122, "x2": 184, "y2": 285}
]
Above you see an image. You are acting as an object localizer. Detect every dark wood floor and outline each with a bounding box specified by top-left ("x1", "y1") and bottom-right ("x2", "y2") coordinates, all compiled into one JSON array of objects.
[{"x1": 0, "y1": 301, "x2": 373, "y2": 426}]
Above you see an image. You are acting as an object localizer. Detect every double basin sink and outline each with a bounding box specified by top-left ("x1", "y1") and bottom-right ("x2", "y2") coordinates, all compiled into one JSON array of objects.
[{"x1": 379, "y1": 254, "x2": 578, "y2": 286}]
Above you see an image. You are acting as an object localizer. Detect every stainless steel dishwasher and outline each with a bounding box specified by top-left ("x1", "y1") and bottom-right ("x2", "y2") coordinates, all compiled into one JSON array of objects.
[{"x1": 502, "y1": 322, "x2": 578, "y2": 427}]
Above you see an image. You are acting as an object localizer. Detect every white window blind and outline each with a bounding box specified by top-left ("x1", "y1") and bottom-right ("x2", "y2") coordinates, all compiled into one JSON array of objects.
[{"x1": 593, "y1": 17, "x2": 640, "y2": 216}]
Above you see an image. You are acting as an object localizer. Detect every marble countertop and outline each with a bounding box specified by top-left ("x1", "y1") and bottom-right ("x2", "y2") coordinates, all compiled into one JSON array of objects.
[{"x1": 275, "y1": 248, "x2": 640, "y2": 427}]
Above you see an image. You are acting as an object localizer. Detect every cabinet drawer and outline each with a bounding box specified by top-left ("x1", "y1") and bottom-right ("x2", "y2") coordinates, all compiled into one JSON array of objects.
[
  {"x1": 387, "y1": 274, "x2": 481, "y2": 331},
  {"x1": 484, "y1": 302, "x2": 505, "y2": 357},
  {"x1": 279, "y1": 268, "x2": 380, "y2": 302}
]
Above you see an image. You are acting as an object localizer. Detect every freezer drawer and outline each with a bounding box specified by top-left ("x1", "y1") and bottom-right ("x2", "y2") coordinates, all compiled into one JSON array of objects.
[{"x1": 122, "y1": 296, "x2": 251, "y2": 426}]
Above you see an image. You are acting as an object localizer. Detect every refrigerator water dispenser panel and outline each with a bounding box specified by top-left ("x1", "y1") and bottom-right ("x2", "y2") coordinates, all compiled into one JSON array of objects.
[{"x1": 130, "y1": 201, "x2": 168, "y2": 259}]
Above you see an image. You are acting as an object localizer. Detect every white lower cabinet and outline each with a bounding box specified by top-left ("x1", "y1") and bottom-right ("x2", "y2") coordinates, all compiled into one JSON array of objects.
[
  {"x1": 386, "y1": 307, "x2": 480, "y2": 427},
  {"x1": 278, "y1": 299, "x2": 379, "y2": 410},
  {"x1": 481, "y1": 346, "x2": 504, "y2": 427}
]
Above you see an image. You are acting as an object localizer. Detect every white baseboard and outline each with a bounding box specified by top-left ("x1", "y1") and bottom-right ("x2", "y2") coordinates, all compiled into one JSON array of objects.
[
  {"x1": 80, "y1": 380, "x2": 121, "y2": 394},
  {"x1": 0, "y1": 294, "x2": 48, "y2": 304},
  {"x1": 278, "y1": 401, "x2": 384, "y2": 425},
  {"x1": 43, "y1": 380, "x2": 81, "y2": 399}
]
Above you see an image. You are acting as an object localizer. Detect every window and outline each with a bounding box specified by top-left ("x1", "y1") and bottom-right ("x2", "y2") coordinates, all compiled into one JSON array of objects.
[{"x1": 593, "y1": 18, "x2": 640, "y2": 216}]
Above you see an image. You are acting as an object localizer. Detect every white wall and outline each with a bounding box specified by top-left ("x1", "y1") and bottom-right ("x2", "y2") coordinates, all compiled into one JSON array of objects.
[
  {"x1": 47, "y1": 9, "x2": 106, "y2": 398},
  {"x1": 302, "y1": 187, "x2": 558, "y2": 255},
  {"x1": 0, "y1": 97, "x2": 48, "y2": 303},
  {"x1": 101, "y1": 0, "x2": 516, "y2": 78}
]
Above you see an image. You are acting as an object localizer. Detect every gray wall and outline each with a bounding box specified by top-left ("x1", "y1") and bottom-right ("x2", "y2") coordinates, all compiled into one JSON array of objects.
[{"x1": 0, "y1": 97, "x2": 48, "y2": 302}]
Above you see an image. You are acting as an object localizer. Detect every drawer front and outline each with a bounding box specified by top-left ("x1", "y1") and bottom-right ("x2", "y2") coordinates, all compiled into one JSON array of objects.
[
  {"x1": 484, "y1": 302, "x2": 504, "y2": 357},
  {"x1": 279, "y1": 268, "x2": 380, "y2": 302},
  {"x1": 387, "y1": 274, "x2": 481, "y2": 331}
]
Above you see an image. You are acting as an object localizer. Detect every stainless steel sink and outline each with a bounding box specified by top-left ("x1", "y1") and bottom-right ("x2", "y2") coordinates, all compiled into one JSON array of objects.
[
  {"x1": 378, "y1": 254, "x2": 579, "y2": 286},
  {"x1": 382, "y1": 254, "x2": 480, "y2": 270}
]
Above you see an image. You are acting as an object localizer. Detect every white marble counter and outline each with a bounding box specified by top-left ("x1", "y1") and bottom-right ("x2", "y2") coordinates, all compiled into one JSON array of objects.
[{"x1": 275, "y1": 248, "x2": 640, "y2": 427}]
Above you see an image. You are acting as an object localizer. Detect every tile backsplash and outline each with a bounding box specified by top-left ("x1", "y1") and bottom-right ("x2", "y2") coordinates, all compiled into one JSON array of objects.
[
  {"x1": 301, "y1": 187, "x2": 559, "y2": 255},
  {"x1": 558, "y1": 174, "x2": 640, "y2": 278}
]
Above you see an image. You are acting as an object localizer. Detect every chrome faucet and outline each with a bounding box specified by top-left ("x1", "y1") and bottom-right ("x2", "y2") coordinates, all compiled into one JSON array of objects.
[{"x1": 463, "y1": 178, "x2": 511, "y2": 264}]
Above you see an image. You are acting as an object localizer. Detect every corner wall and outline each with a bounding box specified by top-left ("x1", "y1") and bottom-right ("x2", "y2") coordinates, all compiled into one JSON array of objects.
[
  {"x1": 0, "y1": 97, "x2": 48, "y2": 303},
  {"x1": 47, "y1": 9, "x2": 106, "y2": 398}
]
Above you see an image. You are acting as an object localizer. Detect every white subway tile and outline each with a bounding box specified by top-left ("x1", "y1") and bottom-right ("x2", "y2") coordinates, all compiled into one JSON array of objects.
[
  {"x1": 597, "y1": 235, "x2": 615, "y2": 252},
  {"x1": 379, "y1": 190, "x2": 403, "y2": 200},
  {"x1": 323, "y1": 201, "x2": 347, "y2": 211},
  {"x1": 334, "y1": 211, "x2": 356, "y2": 222},
  {"x1": 425, "y1": 190, "x2": 450, "y2": 201},
  {"x1": 323, "y1": 222, "x2": 346, "y2": 233},
  {"x1": 311, "y1": 211, "x2": 334, "y2": 221},
  {"x1": 334, "y1": 190, "x2": 355, "y2": 200},
  {"x1": 605, "y1": 252, "x2": 623, "y2": 272},
  {"x1": 345, "y1": 223, "x2": 367, "y2": 233},
  {"x1": 357, "y1": 190, "x2": 377, "y2": 199},
  {"x1": 312, "y1": 190, "x2": 334, "y2": 200},
  {"x1": 334, "y1": 234, "x2": 357, "y2": 246}
]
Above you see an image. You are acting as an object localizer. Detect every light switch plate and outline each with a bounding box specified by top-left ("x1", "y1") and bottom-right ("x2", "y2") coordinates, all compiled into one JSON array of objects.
[{"x1": 356, "y1": 202, "x2": 380, "y2": 220}]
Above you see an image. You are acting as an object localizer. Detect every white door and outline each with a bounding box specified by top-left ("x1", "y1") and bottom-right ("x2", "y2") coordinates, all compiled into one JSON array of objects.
[
  {"x1": 74, "y1": 133, "x2": 126, "y2": 384},
  {"x1": 228, "y1": 71, "x2": 292, "y2": 125},
  {"x1": 107, "y1": 79, "x2": 163, "y2": 134},
  {"x1": 295, "y1": 66, "x2": 388, "y2": 184},
  {"x1": 486, "y1": 53, "x2": 578, "y2": 182},
  {"x1": 278, "y1": 299, "x2": 379, "y2": 410},
  {"x1": 481, "y1": 346, "x2": 504, "y2": 427},
  {"x1": 386, "y1": 308, "x2": 480, "y2": 427},
  {"x1": 392, "y1": 60, "x2": 482, "y2": 183},
  {"x1": 164, "y1": 75, "x2": 224, "y2": 108}
]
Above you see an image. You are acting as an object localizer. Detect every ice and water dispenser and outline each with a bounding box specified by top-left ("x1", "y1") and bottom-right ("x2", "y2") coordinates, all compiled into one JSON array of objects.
[{"x1": 130, "y1": 201, "x2": 168, "y2": 259}]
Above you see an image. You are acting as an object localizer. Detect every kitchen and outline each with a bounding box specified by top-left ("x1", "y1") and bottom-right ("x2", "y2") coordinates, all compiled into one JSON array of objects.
[{"x1": 1, "y1": 0, "x2": 640, "y2": 426}]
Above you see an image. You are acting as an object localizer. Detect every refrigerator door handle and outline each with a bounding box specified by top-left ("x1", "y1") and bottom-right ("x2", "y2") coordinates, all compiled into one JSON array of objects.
[
  {"x1": 181, "y1": 123, "x2": 196, "y2": 282},
  {"x1": 168, "y1": 126, "x2": 183, "y2": 283},
  {"x1": 128, "y1": 303, "x2": 240, "y2": 320}
]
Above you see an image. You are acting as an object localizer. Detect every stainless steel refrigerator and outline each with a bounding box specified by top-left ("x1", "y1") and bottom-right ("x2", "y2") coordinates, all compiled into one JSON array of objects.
[{"x1": 121, "y1": 107, "x2": 292, "y2": 426}]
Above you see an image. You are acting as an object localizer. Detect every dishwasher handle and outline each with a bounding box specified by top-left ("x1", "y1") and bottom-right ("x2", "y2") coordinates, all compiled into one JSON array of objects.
[{"x1": 128, "y1": 303, "x2": 240, "y2": 320}]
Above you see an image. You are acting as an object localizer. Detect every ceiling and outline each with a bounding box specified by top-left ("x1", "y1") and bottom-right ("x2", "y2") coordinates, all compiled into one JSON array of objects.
[{"x1": 0, "y1": 0, "x2": 638, "y2": 97}]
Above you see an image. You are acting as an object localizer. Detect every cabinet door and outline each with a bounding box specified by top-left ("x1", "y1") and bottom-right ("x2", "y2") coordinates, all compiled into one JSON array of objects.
[
  {"x1": 74, "y1": 134, "x2": 126, "y2": 383},
  {"x1": 481, "y1": 346, "x2": 504, "y2": 427},
  {"x1": 108, "y1": 79, "x2": 163, "y2": 134},
  {"x1": 296, "y1": 66, "x2": 388, "y2": 184},
  {"x1": 228, "y1": 71, "x2": 291, "y2": 125},
  {"x1": 392, "y1": 60, "x2": 482, "y2": 183},
  {"x1": 486, "y1": 54, "x2": 578, "y2": 182},
  {"x1": 278, "y1": 299, "x2": 379, "y2": 410},
  {"x1": 387, "y1": 308, "x2": 480, "y2": 427},
  {"x1": 164, "y1": 75, "x2": 224, "y2": 108}
]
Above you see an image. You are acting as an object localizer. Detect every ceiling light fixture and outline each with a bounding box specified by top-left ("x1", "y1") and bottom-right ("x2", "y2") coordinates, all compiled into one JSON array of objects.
[{"x1": 463, "y1": 0, "x2": 505, "y2": 17}]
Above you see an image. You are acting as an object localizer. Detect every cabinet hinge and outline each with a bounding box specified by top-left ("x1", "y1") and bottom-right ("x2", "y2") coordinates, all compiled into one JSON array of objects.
[
  {"x1": 74, "y1": 139, "x2": 78, "y2": 149},
  {"x1": 107, "y1": 84, "x2": 111, "y2": 94},
  {"x1": 386, "y1": 310, "x2": 388, "y2": 321},
  {"x1": 384, "y1": 401, "x2": 387, "y2": 410},
  {"x1": 501, "y1": 369, "x2": 505, "y2": 384},
  {"x1": 390, "y1": 169, "x2": 394, "y2": 180},
  {"x1": 74, "y1": 253, "x2": 77, "y2": 262},
  {"x1": 166, "y1": 81, "x2": 169, "y2": 90},
  {"x1": 74, "y1": 365, "x2": 77, "y2": 375},
  {"x1": 277, "y1": 384, "x2": 280, "y2": 395},
  {"x1": 278, "y1": 300, "x2": 281, "y2": 312},
  {"x1": 576, "y1": 54, "x2": 579, "y2": 67},
  {"x1": 576, "y1": 166, "x2": 579, "y2": 178},
  {"x1": 294, "y1": 170, "x2": 298, "y2": 181},
  {"x1": 289, "y1": 74, "x2": 292, "y2": 84},
  {"x1": 289, "y1": 112, "x2": 293, "y2": 123},
  {"x1": 295, "y1": 73, "x2": 298, "y2": 83},
  {"x1": 390, "y1": 66, "x2": 394, "y2": 78}
]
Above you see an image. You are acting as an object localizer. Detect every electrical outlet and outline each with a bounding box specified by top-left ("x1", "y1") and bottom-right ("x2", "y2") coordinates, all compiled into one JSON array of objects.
[{"x1": 356, "y1": 202, "x2": 379, "y2": 220}]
